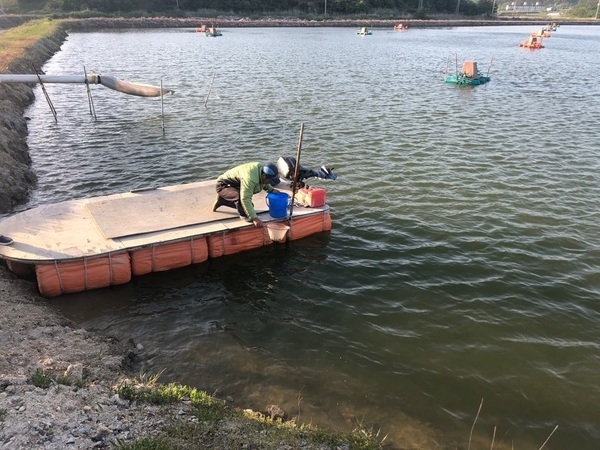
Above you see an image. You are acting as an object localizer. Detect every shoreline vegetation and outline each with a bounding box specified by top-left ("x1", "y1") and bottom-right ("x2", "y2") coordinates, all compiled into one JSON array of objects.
[
  {"x1": 2, "y1": 14, "x2": 599, "y2": 32},
  {"x1": 0, "y1": 15, "x2": 579, "y2": 449}
]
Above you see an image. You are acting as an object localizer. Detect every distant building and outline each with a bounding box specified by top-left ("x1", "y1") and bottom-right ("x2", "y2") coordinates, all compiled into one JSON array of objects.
[{"x1": 505, "y1": 2, "x2": 547, "y2": 12}]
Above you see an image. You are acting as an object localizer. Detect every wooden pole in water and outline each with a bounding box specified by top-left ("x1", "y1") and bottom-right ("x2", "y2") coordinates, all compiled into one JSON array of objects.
[
  {"x1": 486, "y1": 54, "x2": 494, "y2": 77},
  {"x1": 84, "y1": 66, "x2": 97, "y2": 120},
  {"x1": 33, "y1": 65, "x2": 57, "y2": 123},
  {"x1": 204, "y1": 71, "x2": 216, "y2": 108},
  {"x1": 286, "y1": 123, "x2": 304, "y2": 240},
  {"x1": 160, "y1": 79, "x2": 165, "y2": 132}
]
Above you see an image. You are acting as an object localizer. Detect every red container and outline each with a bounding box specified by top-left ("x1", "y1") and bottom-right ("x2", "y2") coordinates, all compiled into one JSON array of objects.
[{"x1": 297, "y1": 187, "x2": 326, "y2": 207}]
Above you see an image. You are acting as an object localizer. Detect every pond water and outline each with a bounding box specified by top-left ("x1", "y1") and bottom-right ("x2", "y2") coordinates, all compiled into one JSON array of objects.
[{"x1": 18, "y1": 25, "x2": 600, "y2": 449}]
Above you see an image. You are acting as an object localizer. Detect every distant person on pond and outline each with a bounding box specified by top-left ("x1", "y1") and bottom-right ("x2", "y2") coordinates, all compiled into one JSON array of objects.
[{"x1": 213, "y1": 162, "x2": 280, "y2": 228}]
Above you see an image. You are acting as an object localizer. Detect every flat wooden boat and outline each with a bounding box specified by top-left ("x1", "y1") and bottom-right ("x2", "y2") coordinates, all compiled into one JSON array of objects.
[
  {"x1": 0, "y1": 180, "x2": 331, "y2": 297},
  {"x1": 519, "y1": 36, "x2": 544, "y2": 49}
]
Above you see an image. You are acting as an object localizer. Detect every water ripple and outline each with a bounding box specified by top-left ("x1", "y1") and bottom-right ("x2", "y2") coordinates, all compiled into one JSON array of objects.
[{"x1": 25, "y1": 26, "x2": 600, "y2": 450}]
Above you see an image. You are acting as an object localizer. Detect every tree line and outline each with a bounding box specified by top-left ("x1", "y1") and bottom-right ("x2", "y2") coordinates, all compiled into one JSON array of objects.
[{"x1": 15, "y1": 0, "x2": 496, "y2": 17}]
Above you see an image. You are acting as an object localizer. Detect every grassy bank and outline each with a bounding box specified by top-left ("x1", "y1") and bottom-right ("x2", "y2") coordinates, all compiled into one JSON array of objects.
[
  {"x1": 0, "y1": 18, "x2": 62, "y2": 71},
  {"x1": 111, "y1": 373, "x2": 384, "y2": 450}
]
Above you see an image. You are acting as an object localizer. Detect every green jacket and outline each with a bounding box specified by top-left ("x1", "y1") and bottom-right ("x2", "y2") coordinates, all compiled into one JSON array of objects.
[{"x1": 217, "y1": 162, "x2": 274, "y2": 219}]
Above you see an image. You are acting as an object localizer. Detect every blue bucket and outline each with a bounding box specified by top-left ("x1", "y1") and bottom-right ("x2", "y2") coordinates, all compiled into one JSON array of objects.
[{"x1": 266, "y1": 192, "x2": 290, "y2": 218}]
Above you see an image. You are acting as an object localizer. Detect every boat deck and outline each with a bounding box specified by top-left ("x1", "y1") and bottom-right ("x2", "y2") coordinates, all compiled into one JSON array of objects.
[{"x1": 0, "y1": 180, "x2": 328, "y2": 264}]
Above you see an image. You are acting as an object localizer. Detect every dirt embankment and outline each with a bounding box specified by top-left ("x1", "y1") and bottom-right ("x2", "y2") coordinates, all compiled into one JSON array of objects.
[
  {"x1": 0, "y1": 25, "x2": 158, "y2": 448},
  {"x1": 0, "y1": 25, "x2": 68, "y2": 213}
]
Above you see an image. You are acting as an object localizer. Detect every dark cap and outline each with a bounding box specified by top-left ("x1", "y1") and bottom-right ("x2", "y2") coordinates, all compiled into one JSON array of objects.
[{"x1": 262, "y1": 163, "x2": 280, "y2": 185}]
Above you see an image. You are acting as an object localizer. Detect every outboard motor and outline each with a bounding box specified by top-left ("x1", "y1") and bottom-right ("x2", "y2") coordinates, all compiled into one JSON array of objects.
[{"x1": 276, "y1": 156, "x2": 337, "y2": 189}]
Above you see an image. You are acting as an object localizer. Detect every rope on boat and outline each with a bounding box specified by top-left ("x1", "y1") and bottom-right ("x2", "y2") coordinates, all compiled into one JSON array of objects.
[
  {"x1": 151, "y1": 244, "x2": 157, "y2": 273},
  {"x1": 83, "y1": 257, "x2": 89, "y2": 290},
  {"x1": 106, "y1": 253, "x2": 112, "y2": 285},
  {"x1": 54, "y1": 260, "x2": 65, "y2": 295}
]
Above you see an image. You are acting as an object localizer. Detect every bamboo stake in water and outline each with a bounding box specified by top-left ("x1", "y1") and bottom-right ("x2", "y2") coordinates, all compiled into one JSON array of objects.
[
  {"x1": 160, "y1": 79, "x2": 165, "y2": 131},
  {"x1": 487, "y1": 54, "x2": 495, "y2": 77},
  {"x1": 84, "y1": 66, "x2": 97, "y2": 120},
  {"x1": 34, "y1": 64, "x2": 57, "y2": 123},
  {"x1": 445, "y1": 56, "x2": 449, "y2": 78},
  {"x1": 204, "y1": 71, "x2": 216, "y2": 108}
]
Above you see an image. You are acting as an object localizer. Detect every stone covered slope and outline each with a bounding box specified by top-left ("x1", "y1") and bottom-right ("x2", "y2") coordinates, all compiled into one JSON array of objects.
[{"x1": 0, "y1": 25, "x2": 67, "y2": 213}]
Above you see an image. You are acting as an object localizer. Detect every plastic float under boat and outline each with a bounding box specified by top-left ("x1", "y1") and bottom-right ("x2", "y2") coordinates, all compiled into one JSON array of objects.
[{"x1": 0, "y1": 180, "x2": 331, "y2": 297}]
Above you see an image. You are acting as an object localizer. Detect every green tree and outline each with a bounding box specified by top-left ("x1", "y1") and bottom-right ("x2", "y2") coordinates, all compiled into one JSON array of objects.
[
  {"x1": 17, "y1": 0, "x2": 47, "y2": 11},
  {"x1": 570, "y1": 0, "x2": 599, "y2": 17},
  {"x1": 13, "y1": 0, "x2": 503, "y2": 15}
]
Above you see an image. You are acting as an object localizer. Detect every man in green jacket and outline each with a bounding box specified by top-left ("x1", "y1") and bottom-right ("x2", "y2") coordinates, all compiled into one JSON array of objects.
[{"x1": 213, "y1": 162, "x2": 280, "y2": 228}]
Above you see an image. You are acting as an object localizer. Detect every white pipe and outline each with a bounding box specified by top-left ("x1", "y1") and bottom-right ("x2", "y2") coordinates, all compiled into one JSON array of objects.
[
  {"x1": 0, "y1": 74, "x2": 96, "y2": 84},
  {"x1": 0, "y1": 74, "x2": 173, "y2": 97}
]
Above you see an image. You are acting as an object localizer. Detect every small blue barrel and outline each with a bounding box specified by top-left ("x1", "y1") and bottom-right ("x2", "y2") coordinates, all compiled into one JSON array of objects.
[{"x1": 266, "y1": 192, "x2": 290, "y2": 218}]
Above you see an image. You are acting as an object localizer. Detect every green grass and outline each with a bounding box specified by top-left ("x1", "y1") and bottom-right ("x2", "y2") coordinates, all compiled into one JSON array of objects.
[
  {"x1": 29, "y1": 367, "x2": 82, "y2": 389},
  {"x1": 0, "y1": 18, "x2": 62, "y2": 71},
  {"x1": 113, "y1": 373, "x2": 385, "y2": 450},
  {"x1": 30, "y1": 368, "x2": 53, "y2": 388}
]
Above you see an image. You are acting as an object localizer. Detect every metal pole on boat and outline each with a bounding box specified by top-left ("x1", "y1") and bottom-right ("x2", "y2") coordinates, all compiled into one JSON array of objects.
[
  {"x1": 287, "y1": 123, "x2": 304, "y2": 241},
  {"x1": 84, "y1": 66, "x2": 97, "y2": 120},
  {"x1": 204, "y1": 71, "x2": 216, "y2": 108},
  {"x1": 33, "y1": 65, "x2": 57, "y2": 124}
]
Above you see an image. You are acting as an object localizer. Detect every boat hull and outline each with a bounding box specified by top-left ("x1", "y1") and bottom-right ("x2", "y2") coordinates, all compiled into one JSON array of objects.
[{"x1": 0, "y1": 181, "x2": 332, "y2": 297}]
